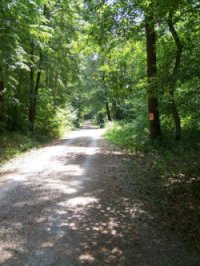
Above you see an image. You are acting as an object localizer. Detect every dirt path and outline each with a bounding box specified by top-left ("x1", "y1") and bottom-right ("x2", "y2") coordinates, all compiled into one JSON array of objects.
[{"x1": 0, "y1": 126, "x2": 199, "y2": 265}]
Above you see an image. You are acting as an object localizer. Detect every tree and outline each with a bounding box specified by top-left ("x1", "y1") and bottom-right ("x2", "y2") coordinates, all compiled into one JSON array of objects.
[
  {"x1": 167, "y1": 11, "x2": 183, "y2": 140},
  {"x1": 145, "y1": 13, "x2": 162, "y2": 139}
]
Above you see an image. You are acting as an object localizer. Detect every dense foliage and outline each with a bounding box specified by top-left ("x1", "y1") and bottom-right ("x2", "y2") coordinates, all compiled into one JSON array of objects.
[
  {"x1": 0, "y1": 0, "x2": 199, "y2": 140},
  {"x1": 0, "y1": 0, "x2": 79, "y2": 137},
  {"x1": 80, "y1": 0, "x2": 200, "y2": 140}
]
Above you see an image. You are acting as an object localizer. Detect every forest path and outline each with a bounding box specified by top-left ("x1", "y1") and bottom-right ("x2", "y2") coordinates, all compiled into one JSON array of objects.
[{"x1": 0, "y1": 124, "x2": 199, "y2": 265}]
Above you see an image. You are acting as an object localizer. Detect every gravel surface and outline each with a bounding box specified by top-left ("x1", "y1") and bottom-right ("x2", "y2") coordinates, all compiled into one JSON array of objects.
[{"x1": 0, "y1": 125, "x2": 199, "y2": 265}]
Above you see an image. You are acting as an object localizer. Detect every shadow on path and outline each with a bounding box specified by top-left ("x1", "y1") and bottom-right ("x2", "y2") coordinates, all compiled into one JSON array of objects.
[{"x1": 0, "y1": 128, "x2": 199, "y2": 265}]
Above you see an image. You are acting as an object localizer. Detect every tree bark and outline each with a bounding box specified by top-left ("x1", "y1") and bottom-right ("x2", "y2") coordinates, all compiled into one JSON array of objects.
[
  {"x1": 29, "y1": 42, "x2": 42, "y2": 132},
  {"x1": 101, "y1": 70, "x2": 112, "y2": 121},
  {"x1": 112, "y1": 100, "x2": 117, "y2": 120},
  {"x1": 168, "y1": 12, "x2": 183, "y2": 140},
  {"x1": 112, "y1": 99, "x2": 122, "y2": 120},
  {"x1": 106, "y1": 101, "x2": 112, "y2": 121},
  {"x1": 29, "y1": 70, "x2": 41, "y2": 132},
  {"x1": 29, "y1": 5, "x2": 48, "y2": 132},
  {"x1": 52, "y1": 72, "x2": 58, "y2": 108},
  {"x1": 29, "y1": 42, "x2": 35, "y2": 131},
  {"x1": 0, "y1": 80, "x2": 4, "y2": 124},
  {"x1": 145, "y1": 15, "x2": 162, "y2": 139}
]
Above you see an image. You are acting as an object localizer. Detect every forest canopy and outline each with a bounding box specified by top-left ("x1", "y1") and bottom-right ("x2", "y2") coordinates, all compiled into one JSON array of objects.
[{"x1": 0, "y1": 0, "x2": 199, "y2": 141}]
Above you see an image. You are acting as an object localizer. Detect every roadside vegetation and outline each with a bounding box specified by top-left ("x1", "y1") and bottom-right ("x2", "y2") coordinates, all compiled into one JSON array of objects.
[
  {"x1": 0, "y1": 106, "x2": 76, "y2": 164},
  {"x1": 105, "y1": 121, "x2": 200, "y2": 250},
  {"x1": 0, "y1": 132, "x2": 39, "y2": 164}
]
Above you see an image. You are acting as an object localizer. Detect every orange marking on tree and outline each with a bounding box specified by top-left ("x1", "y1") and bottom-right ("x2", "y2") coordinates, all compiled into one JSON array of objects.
[{"x1": 149, "y1": 113, "x2": 154, "y2": 121}]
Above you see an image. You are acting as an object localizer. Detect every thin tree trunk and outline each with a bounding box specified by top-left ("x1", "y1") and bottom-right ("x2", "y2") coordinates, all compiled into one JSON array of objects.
[
  {"x1": 29, "y1": 42, "x2": 35, "y2": 131},
  {"x1": 29, "y1": 44, "x2": 42, "y2": 132},
  {"x1": 30, "y1": 70, "x2": 41, "y2": 132},
  {"x1": 11, "y1": 72, "x2": 23, "y2": 131},
  {"x1": 52, "y1": 72, "x2": 58, "y2": 108},
  {"x1": 106, "y1": 101, "x2": 112, "y2": 121},
  {"x1": 101, "y1": 70, "x2": 112, "y2": 121},
  {"x1": 112, "y1": 100, "x2": 117, "y2": 120},
  {"x1": 29, "y1": 5, "x2": 47, "y2": 132},
  {"x1": 112, "y1": 99, "x2": 121, "y2": 120},
  {"x1": 0, "y1": 80, "x2": 4, "y2": 124},
  {"x1": 168, "y1": 12, "x2": 183, "y2": 140},
  {"x1": 145, "y1": 15, "x2": 162, "y2": 139},
  {"x1": 171, "y1": 97, "x2": 181, "y2": 140}
]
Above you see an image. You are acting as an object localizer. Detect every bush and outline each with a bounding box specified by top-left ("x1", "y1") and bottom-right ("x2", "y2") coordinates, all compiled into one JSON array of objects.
[
  {"x1": 105, "y1": 119, "x2": 149, "y2": 152},
  {"x1": 35, "y1": 103, "x2": 77, "y2": 139}
]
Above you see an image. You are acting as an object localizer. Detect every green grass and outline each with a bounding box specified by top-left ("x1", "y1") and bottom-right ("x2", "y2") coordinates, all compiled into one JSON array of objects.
[
  {"x1": 0, "y1": 132, "x2": 43, "y2": 164},
  {"x1": 0, "y1": 123, "x2": 74, "y2": 165},
  {"x1": 105, "y1": 121, "x2": 200, "y2": 250}
]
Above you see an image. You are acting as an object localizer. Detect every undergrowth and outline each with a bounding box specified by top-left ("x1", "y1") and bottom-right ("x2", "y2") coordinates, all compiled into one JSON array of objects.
[
  {"x1": 0, "y1": 106, "x2": 76, "y2": 165},
  {"x1": 0, "y1": 126, "x2": 73, "y2": 165},
  {"x1": 105, "y1": 121, "x2": 200, "y2": 250},
  {"x1": 105, "y1": 121, "x2": 149, "y2": 152},
  {"x1": 0, "y1": 132, "x2": 40, "y2": 164}
]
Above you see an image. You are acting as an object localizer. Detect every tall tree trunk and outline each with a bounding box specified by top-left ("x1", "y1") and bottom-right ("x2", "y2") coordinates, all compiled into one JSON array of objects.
[
  {"x1": 112, "y1": 100, "x2": 117, "y2": 120},
  {"x1": 101, "y1": 70, "x2": 112, "y2": 121},
  {"x1": 29, "y1": 5, "x2": 47, "y2": 132},
  {"x1": 112, "y1": 99, "x2": 121, "y2": 120},
  {"x1": 29, "y1": 43, "x2": 42, "y2": 132},
  {"x1": 29, "y1": 70, "x2": 41, "y2": 132},
  {"x1": 29, "y1": 42, "x2": 35, "y2": 131},
  {"x1": 168, "y1": 12, "x2": 183, "y2": 140},
  {"x1": 145, "y1": 15, "x2": 162, "y2": 139},
  {"x1": 0, "y1": 80, "x2": 4, "y2": 124},
  {"x1": 106, "y1": 101, "x2": 112, "y2": 121},
  {"x1": 11, "y1": 72, "x2": 23, "y2": 131},
  {"x1": 52, "y1": 72, "x2": 58, "y2": 108}
]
